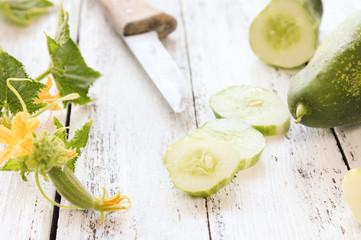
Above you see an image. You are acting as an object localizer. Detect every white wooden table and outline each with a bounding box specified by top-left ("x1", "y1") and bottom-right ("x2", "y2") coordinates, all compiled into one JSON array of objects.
[{"x1": 1, "y1": 0, "x2": 361, "y2": 239}]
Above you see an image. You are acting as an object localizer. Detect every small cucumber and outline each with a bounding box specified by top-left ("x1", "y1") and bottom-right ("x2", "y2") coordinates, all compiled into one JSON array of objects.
[
  {"x1": 249, "y1": 0, "x2": 322, "y2": 68},
  {"x1": 342, "y1": 168, "x2": 361, "y2": 224},
  {"x1": 47, "y1": 165, "x2": 130, "y2": 223},
  {"x1": 288, "y1": 11, "x2": 361, "y2": 127},
  {"x1": 48, "y1": 166, "x2": 96, "y2": 209},
  {"x1": 210, "y1": 85, "x2": 290, "y2": 136},
  {"x1": 164, "y1": 137, "x2": 241, "y2": 197},
  {"x1": 190, "y1": 119, "x2": 265, "y2": 169}
]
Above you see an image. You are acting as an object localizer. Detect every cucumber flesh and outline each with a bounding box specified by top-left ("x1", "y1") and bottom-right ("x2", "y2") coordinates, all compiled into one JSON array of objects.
[
  {"x1": 249, "y1": 0, "x2": 320, "y2": 68},
  {"x1": 342, "y1": 169, "x2": 361, "y2": 224},
  {"x1": 190, "y1": 119, "x2": 265, "y2": 169},
  {"x1": 164, "y1": 137, "x2": 241, "y2": 197},
  {"x1": 210, "y1": 85, "x2": 290, "y2": 136}
]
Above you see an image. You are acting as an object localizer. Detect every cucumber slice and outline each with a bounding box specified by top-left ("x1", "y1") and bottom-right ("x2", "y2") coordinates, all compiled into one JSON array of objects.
[
  {"x1": 342, "y1": 169, "x2": 361, "y2": 224},
  {"x1": 210, "y1": 85, "x2": 290, "y2": 136},
  {"x1": 164, "y1": 137, "x2": 241, "y2": 197},
  {"x1": 249, "y1": 0, "x2": 322, "y2": 68},
  {"x1": 190, "y1": 119, "x2": 265, "y2": 169}
]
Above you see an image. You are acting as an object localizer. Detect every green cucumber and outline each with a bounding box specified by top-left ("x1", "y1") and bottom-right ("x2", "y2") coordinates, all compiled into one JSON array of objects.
[
  {"x1": 48, "y1": 165, "x2": 96, "y2": 209},
  {"x1": 288, "y1": 11, "x2": 361, "y2": 128},
  {"x1": 190, "y1": 119, "x2": 265, "y2": 169},
  {"x1": 210, "y1": 85, "x2": 290, "y2": 136},
  {"x1": 47, "y1": 165, "x2": 130, "y2": 223},
  {"x1": 164, "y1": 137, "x2": 241, "y2": 197},
  {"x1": 249, "y1": 0, "x2": 322, "y2": 68},
  {"x1": 342, "y1": 168, "x2": 361, "y2": 224}
]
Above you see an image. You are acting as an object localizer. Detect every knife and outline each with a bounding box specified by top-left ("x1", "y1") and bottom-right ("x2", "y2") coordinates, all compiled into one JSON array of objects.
[{"x1": 99, "y1": 0, "x2": 188, "y2": 113}]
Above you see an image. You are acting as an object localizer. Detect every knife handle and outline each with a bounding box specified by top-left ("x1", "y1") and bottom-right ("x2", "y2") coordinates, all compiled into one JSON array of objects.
[{"x1": 100, "y1": 0, "x2": 177, "y2": 39}]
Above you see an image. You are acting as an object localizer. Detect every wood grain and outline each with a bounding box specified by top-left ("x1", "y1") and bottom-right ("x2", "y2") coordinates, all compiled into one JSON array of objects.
[
  {"x1": 181, "y1": 0, "x2": 361, "y2": 239},
  {"x1": 1, "y1": 0, "x2": 361, "y2": 239},
  {"x1": 55, "y1": 0, "x2": 209, "y2": 239}
]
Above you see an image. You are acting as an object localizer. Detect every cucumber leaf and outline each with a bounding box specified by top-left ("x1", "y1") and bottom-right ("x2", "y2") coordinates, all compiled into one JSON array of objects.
[
  {"x1": 0, "y1": 47, "x2": 46, "y2": 117},
  {"x1": 0, "y1": 158, "x2": 22, "y2": 171},
  {"x1": 0, "y1": 157, "x2": 29, "y2": 181},
  {"x1": 0, "y1": 0, "x2": 53, "y2": 25},
  {"x1": 46, "y1": 7, "x2": 101, "y2": 105},
  {"x1": 53, "y1": 116, "x2": 67, "y2": 142},
  {"x1": 65, "y1": 119, "x2": 93, "y2": 171},
  {"x1": 53, "y1": 117, "x2": 93, "y2": 172}
]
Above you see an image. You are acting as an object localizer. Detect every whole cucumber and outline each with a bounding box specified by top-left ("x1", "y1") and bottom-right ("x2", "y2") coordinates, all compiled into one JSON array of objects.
[{"x1": 288, "y1": 11, "x2": 361, "y2": 127}]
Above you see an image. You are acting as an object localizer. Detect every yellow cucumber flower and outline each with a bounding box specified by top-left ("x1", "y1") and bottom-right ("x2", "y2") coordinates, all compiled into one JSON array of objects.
[
  {"x1": 95, "y1": 188, "x2": 131, "y2": 224},
  {"x1": 0, "y1": 112, "x2": 39, "y2": 164},
  {"x1": 35, "y1": 76, "x2": 61, "y2": 111},
  {"x1": 62, "y1": 148, "x2": 77, "y2": 160},
  {"x1": 0, "y1": 117, "x2": 10, "y2": 129}
]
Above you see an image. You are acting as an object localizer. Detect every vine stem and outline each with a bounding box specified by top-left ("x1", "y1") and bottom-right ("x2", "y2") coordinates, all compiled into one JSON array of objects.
[
  {"x1": 295, "y1": 102, "x2": 310, "y2": 124},
  {"x1": 7, "y1": 78, "x2": 31, "y2": 113},
  {"x1": 35, "y1": 173, "x2": 79, "y2": 210},
  {"x1": 31, "y1": 93, "x2": 79, "y2": 118},
  {"x1": 35, "y1": 68, "x2": 51, "y2": 81}
]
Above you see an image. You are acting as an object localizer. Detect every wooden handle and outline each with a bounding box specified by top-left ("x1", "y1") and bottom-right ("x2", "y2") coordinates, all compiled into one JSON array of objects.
[{"x1": 100, "y1": 0, "x2": 177, "y2": 39}]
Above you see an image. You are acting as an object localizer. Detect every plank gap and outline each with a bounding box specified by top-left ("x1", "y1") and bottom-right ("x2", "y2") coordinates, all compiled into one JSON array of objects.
[
  {"x1": 179, "y1": 0, "x2": 212, "y2": 238},
  {"x1": 331, "y1": 128, "x2": 351, "y2": 170},
  {"x1": 49, "y1": 104, "x2": 72, "y2": 240},
  {"x1": 49, "y1": 192, "x2": 61, "y2": 240},
  {"x1": 179, "y1": 0, "x2": 199, "y2": 127},
  {"x1": 75, "y1": 0, "x2": 85, "y2": 45},
  {"x1": 205, "y1": 199, "x2": 213, "y2": 240},
  {"x1": 65, "y1": 103, "x2": 72, "y2": 128}
]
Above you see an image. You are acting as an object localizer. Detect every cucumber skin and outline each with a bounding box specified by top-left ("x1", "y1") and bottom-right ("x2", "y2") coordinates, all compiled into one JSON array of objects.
[
  {"x1": 252, "y1": 120, "x2": 290, "y2": 137},
  {"x1": 176, "y1": 166, "x2": 240, "y2": 198},
  {"x1": 271, "y1": 0, "x2": 323, "y2": 27},
  {"x1": 48, "y1": 166, "x2": 95, "y2": 209},
  {"x1": 288, "y1": 11, "x2": 361, "y2": 128},
  {"x1": 211, "y1": 111, "x2": 290, "y2": 136},
  {"x1": 188, "y1": 177, "x2": 231, "y2": 198},
  {"x1": 295, "y1": 0, "x2": 322, "y2": 26}
]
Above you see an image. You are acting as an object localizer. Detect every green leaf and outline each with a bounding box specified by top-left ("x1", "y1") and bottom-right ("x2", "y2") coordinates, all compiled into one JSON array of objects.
[
  {"x1": 0, "y1": 159, "x2": 22, "y2": 171},
  {"x1": 53, "y1": 116, "x2": 67, "y2": 143},
  {"x1": 0, "y1": 0, "x2": 53, "y2": 25},
  {"x1": 65, "y1": 119, "x2": 93, "y2": 172},
  {"x1": 52, "y1": 117, "x2": 93, "y2": 172},
  {"x1": 0, "y1": 47, "x2": 46, "y2": 117},
  {"x1": 46, "y1": 7, "x2": 101, "y2": 105},
  {"x1": 54, "y1": 5, "x2": 69, "y2": 45},
  {"x1": 53, "y1": 116, "x2": 64, "y2": 128},
  {"x1": 0, "y1": 157, "x2": 29, "y2": 181}
]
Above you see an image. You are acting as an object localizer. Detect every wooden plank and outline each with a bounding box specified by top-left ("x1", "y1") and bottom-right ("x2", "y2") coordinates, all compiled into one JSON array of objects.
[
  {"x1": 181, "y1": 0, "x2": 361, "y2": 239},
  {"x1": 336, "y1": 125, "x2": 361, "y2": 169},
  {"x1": 55, "y1": 0, "x2": 210, "y2": 239},
  {"x1": 0, "y1": 1, "x2": 81, "y2": 239}
]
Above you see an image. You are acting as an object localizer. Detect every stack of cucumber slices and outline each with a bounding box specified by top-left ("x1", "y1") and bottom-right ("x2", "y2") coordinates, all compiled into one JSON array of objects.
[{"x1": 164, "y1": 85, "x2": 290, "y2": 197}]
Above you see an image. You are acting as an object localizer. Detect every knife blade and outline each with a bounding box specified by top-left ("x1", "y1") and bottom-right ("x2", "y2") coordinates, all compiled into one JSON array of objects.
[{"x1": 99, "y1": 0, "x2": 188, "y2": 113}]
